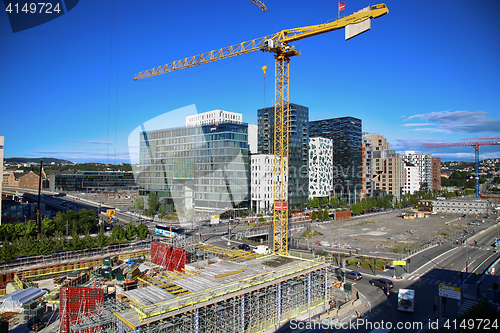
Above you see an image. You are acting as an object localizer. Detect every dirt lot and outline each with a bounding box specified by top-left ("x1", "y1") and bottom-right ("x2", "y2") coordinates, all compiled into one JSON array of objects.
[{"x1": 302, "y1": 209, "x2": 493, "y2": 255}]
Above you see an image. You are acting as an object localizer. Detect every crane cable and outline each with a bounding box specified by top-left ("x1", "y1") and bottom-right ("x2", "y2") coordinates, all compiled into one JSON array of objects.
[
  {"x1": 115, "y1": 0, "x2": 123, "y2": 165},
  {"x1": 107, "y1": 0, "x2": 115, "y2": 164}
]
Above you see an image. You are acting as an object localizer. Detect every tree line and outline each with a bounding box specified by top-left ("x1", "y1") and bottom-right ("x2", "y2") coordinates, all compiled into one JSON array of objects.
[{"x1": 0, "y1": 209, "x2": 149, "y2": 262}]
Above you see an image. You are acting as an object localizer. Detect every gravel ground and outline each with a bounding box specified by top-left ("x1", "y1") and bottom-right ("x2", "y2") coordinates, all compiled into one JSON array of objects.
[{"x1": 301, "y1": 210, "x2": 491, "y2": 254}]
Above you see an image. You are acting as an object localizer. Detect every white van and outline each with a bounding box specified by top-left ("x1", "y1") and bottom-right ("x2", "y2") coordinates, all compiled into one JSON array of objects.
[
  {"x1": 253, "y1": 245, "x2": 270, "y2": 254},
  {"x1": 397, "y1": 289, "x2": 415, "y2": 312}
]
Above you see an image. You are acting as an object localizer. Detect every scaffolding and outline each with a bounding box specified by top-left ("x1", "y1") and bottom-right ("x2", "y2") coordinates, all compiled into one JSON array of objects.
[
  {"x1": 59, "y1": 287, "x2": 103, "y2": 333},
  {"x1": 194, "y1": 244, "x2": 263, "y2": 262},
  {"x1": 112, "y1": 264, "x2": 331, "y2": 333},
  {"x1": 61, "y1": 248, "x2": 343, "y2": 333}
]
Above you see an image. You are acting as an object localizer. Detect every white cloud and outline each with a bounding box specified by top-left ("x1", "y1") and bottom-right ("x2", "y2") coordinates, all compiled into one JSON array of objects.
[{"x1": 404, "y1": 110, "x2": 500, "y2": 134}]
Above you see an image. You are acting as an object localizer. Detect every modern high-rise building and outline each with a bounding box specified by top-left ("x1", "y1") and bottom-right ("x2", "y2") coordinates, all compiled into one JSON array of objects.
[
  {"x1": 308, "y1": 137, "x2": 333, "y2": 198},
  {"x1": 364, "y1": 134, "x2": 408, "y2": 201},
  {"x1": 0, "y1": 136, "x2": 4, "y2": 225},
  {"x1": 309, "y1": 117, "x2": 362, "y2": 203},
  {"x1": 432, "y1": 157, "x2": 441, "y2": 191},
  {"x1": 138, "y1": 119, "x2": 250, "y2": 214},
  {"x1": 402, "y1": 151, "x2": 433, "y2": 192},
  {"x1": 250, "y1": 154, "x2": 274, "y2": 214},
  {"x1": 371, "y1": 152, "x2": 406, "y2": 201},
  {"x1": 257, "y1": 103, "x2": 309, "y2": 209},
  {"x1": 361, "y1": 139, "x2": 373, "y2": 199}
]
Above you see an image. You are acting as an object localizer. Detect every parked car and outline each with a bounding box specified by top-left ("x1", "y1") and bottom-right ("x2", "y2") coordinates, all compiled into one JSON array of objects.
[
  {"x1": 238, "y1": 243, "x2": 251, "y2": 251},
  {"x1": 369, "y1": 278, "x2": 393, "y2": 289},
  {"x1": 468, "y1": 221, "x2": 480, "y2": 226},
  {"x1": 345, "y1": 271, "x2": 362, "y2": 280}
]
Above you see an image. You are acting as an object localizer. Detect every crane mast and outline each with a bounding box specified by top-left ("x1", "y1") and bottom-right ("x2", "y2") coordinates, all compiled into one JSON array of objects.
[{"x1": 135, "y1": 4, "x2": 389, "y2": 255}]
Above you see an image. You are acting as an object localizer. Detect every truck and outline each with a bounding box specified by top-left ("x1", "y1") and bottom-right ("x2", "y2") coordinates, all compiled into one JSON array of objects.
[
  {"x1": 210, "y1": 215, "x2": 220, "y2": 225},
  {"x1": 398, "y1": 289, "x2": 415, "y2": 312}
]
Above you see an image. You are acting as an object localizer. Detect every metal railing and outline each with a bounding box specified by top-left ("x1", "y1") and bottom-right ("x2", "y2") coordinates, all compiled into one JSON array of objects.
[{"x1": 0, "y1": 241, "x2": 152, "y2": 274}]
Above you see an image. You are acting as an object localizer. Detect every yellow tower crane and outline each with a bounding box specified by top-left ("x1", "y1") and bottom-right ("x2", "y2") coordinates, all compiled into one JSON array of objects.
[{"x1": 134, "y1": 4, "x2": 389, "y2": 256}]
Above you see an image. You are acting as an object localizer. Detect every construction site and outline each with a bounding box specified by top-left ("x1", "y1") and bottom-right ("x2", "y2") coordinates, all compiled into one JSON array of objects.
[
  {"x1": 0, "y1": 238, "x2": 352, "y2": 332},
  {"x1": 0, "y1": 3, "x2": 390, "y2": 332}
]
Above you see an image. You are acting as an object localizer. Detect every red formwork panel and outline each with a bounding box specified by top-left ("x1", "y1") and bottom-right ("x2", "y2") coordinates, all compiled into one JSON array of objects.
[
  {"x1": 150, "y1": 242, "x2": 186, "y2": 272},
  {"x1": 59, "y1": 287, "x2": 103, "y2": 333}
]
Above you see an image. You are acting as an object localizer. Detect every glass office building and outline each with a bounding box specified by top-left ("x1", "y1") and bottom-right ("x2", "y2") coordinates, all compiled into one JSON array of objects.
[
  {"x1": 309, "y1": 116, "x2": 362, "y2": 203},
  {"x1": 257, "y1": 103, "x2": 309, "y2": 209},
  {"x1": 49, "y1": 171, "x2": 137, "y2": 192},
  {"x1": 138, "y1": 123, "x2": 250, "y2": 213}
]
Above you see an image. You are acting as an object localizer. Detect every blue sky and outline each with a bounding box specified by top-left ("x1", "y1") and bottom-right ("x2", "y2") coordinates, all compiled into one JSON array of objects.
[{"x1": 1, "y1": 0, "x2": 499, "y2": 163}]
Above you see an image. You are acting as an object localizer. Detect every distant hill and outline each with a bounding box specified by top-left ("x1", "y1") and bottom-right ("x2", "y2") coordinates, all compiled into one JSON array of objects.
[{"x1": 4, "y1": 157, "x2": 73, "y2": 164}]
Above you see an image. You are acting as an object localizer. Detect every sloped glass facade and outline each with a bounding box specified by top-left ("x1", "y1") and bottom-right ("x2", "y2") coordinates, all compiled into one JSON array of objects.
[{"x1": 138, "y1": 123, "x2": 250, "y2": 213}]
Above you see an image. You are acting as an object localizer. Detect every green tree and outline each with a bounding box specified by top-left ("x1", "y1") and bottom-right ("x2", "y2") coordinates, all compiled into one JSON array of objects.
[
  {"x1": 41, "y1": 218, "x2": 55, "y2": 236},
  {"x1": 111, "y1": 225, "x2": 126, "y2": 241},
  {"x1": 330, "y1": 196, "x2": 339, "y2": 208},
  {"x1": 52, "y1": 230, "x2": 67, "y2": 251},
  {"x1": 318, "y1": 208, "x2": 323, "y2": 220},
  {"x1": 76, "y1": 209, "x2": 98, "y2": 233},
  {"x1": 35, "y1": 233, "x2": 55, "y2": 255},
  {"x1": 320, "y1": 197, "x2": 329, "y2": 207},
  {"x1": 69, "y1": 223, "x2": 82, "y2": 251},
  {"x1": 83, "y1": 231, "x2": 95, "y2": 249},
  {"x1": 134, "y1": 196, "x2": 144, "y2": 210},
  {"x1": 146, "y1": 192, "x2": 160, "y2": 216},
  {"x1": 311, "y1": 211, "x2": 317, "y2": 220},
  {"x1": 14, "y1": 223, "x2": 26, "y2": 238},
  {"x1": 136, "y1": 223, "x2": 149, "y2": 240},
  {"x1": 312, "y1": 197, "x2": 320, "y2": 209},
  {"x1": 0, "y1": 223, "x2": 15, "y2": 241},
  {"x1": 95, "y1": 225, "x2": 108, "y2": 248},
  {"x1": 13, "y1": 236, "x2": 32, "y2": 256},
  {"x1": 26, "y1": 220, "x2": 37, "y2": 236},
  {"x1": 323, "y1": 209, "x2": 330, "y2": 220},
  {"x1": 351, "y1": 202, "x2": 363, "y2": 215},
  {"x1": 306, "y1": 198, "x2": 313, "y2": 209},
  {"x1": 125, "y1": 222, "x2": 137, "y2": 241},
  {"x1": 0, "y1": 241, "x2": 16, "y2": 261}
]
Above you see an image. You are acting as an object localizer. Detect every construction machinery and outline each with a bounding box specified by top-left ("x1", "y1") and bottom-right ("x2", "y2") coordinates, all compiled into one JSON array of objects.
[
  {"x1": 423, "y1": 139, "x2": 500, "y2": 198},
  {"x1": 134, "y1": 4, "x2": 389, "y2": 255}
]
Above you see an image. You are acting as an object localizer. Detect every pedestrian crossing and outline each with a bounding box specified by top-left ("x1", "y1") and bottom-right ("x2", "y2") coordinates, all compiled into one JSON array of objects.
[
  {"x1": 406, "y1": 275, "x2": 461, "y2": 287},
  {"x1": 460, "y1": 300, "x2": 478, "y2": 314}
]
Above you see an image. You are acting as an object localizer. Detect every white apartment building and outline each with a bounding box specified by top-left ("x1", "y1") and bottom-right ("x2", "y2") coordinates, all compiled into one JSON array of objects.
[
  {"x1": 248, "y1": 124, "x2": 258, "y2": 154},
  {"x1": 186, "y1": 110, "x2": 242, "y2": 127},
  {"x1": 308, "y1": 137, "x2": 333, "y2": 198},
  {"x1": 250, "y1": 154, "x2": 274, "y2": 214},
  {"x1": 403, "y1": 163, "x2": 419, "y2": 195},
  {"x1": 402, "y1": 151, "x2": 433, "y2": 192}
]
